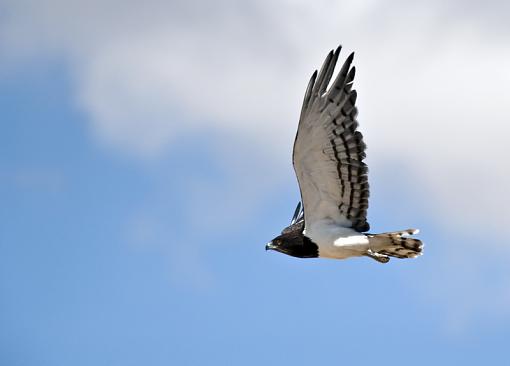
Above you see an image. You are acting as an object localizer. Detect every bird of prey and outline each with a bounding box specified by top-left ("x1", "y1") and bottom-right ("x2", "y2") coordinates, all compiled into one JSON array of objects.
[{"x1": 266, "y1": 46, "x2": 423, "y2": 263}]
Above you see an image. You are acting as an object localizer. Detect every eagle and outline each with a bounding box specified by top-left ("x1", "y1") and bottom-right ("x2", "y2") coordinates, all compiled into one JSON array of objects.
[{"x1": 266, "y1": 46, "x2": 423, "y2": 263}]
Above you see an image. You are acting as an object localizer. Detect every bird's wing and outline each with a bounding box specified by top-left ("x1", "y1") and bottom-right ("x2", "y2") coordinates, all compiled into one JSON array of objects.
[
  {"x1": 290, "y1": 201, "x2": 304, "y2": 225},
  {"x1": 281, "y1": 220, "x2": 305, "y2": 235},
  {"x1": 293, "y1": 46, "x2": 370, "y2": 232}
]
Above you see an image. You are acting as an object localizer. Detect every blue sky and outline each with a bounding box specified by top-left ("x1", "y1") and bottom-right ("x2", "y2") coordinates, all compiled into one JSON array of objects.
[{"x1": 1, "y1": 1, "x2": 510, "y2": 365}]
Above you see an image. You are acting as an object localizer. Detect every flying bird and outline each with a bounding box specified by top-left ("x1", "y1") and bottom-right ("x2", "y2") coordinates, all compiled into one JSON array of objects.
[{"x1": 266, "y1": 46, "x2": 423, "y2": 263}]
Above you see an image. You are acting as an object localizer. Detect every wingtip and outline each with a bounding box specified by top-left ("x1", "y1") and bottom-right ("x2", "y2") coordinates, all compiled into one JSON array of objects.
[
  {"x1": 308, "y1": 69, "x2": 318, "y2": 84},
  {"x1": 346, "y1": 66, "x2": 356, "y2": 83}
]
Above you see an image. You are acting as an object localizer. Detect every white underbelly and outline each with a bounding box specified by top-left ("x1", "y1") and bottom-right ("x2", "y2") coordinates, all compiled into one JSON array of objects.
[{"x1": 305, "y1": 220, "x2": 370, "y2": 259}]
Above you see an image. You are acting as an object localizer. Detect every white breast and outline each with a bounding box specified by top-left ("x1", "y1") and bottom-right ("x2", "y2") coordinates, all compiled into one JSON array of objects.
[{"x1": 305, "y1": 219, "x2": 370, "y2": 259}]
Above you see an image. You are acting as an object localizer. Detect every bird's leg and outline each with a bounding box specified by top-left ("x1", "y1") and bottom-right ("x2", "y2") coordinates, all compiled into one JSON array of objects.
[{"x1": 364, "y1": 249, "x2": 390, "y2": 263}]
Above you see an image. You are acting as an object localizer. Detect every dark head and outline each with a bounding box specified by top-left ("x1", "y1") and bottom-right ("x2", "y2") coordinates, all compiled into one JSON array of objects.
[{"x1": 266, "y1": 230, "x2": 318, "y2": 258}]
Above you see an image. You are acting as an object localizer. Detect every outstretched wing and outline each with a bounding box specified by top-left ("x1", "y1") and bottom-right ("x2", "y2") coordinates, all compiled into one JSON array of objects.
[{"x1": 293, "y1": 46, "x2": 370, "y2": 232}]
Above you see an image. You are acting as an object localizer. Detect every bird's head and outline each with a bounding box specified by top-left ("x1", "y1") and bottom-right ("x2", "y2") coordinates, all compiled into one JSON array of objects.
[
  {"x1": 265, "y1": 236, "x2": 288, "y2": 254},
  {"x1": 266, "y1": 232, "x2": 318, "y2": 258}
]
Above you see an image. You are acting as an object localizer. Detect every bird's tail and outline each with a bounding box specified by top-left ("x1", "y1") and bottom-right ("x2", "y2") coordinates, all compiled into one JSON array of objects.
[{"x1": 367, "y1": 229, "x2": 423, "y2": 262}]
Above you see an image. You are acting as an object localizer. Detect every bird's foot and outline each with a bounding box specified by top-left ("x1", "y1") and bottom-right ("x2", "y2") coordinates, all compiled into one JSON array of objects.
[{"x1": 364, "y1": 249, "x2": 390, "y2": 263}]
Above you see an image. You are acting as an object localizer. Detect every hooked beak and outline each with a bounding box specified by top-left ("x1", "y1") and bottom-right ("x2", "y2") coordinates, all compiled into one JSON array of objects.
[{"x1": 266, "y1": 241, "x2": 276, "y2": 251}]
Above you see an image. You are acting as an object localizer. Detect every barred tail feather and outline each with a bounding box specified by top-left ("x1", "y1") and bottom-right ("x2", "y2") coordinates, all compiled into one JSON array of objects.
[{"x1": 367, "y1": 229, "x2": 423, "y2": 261}]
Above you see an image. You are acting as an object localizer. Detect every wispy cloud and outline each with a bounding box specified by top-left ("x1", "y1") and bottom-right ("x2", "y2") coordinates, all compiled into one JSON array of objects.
[{"x1": 0, "y1": 166, "x2": 65, "y2": 193}]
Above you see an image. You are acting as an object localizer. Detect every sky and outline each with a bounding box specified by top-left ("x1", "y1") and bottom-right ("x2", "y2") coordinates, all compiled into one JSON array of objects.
[{"x1": 1, "y1": 0, "x2": 510, "y2": 365}]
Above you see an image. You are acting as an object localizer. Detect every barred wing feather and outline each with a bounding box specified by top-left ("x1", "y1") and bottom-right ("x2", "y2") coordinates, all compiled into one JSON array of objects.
[{"x1": 293, "y1": 46, "x2": 370, "y2": 232}]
